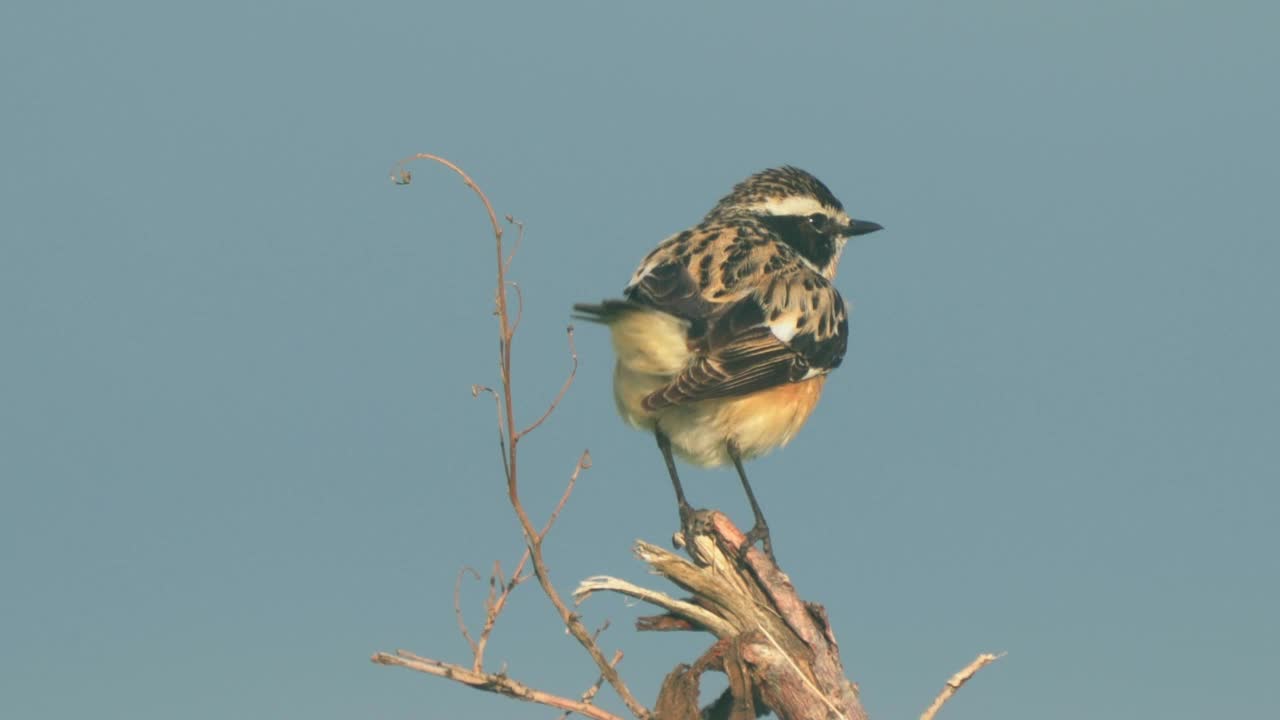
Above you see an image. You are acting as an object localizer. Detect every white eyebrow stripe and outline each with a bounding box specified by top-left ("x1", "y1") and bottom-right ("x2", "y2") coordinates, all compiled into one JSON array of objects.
[{"x1": 743, "y1": 195, "x2": 849, "y2": 220}]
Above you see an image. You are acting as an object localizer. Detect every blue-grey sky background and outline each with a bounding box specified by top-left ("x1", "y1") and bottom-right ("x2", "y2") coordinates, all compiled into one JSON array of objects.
[{"x1": 3, "y1": 2, "x2": 1277, "y2": 719}]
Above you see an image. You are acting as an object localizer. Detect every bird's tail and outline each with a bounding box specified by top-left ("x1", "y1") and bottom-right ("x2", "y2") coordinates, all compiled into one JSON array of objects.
[{"x1": 571, "y1": 300, "x2": 639, "y2": 324}]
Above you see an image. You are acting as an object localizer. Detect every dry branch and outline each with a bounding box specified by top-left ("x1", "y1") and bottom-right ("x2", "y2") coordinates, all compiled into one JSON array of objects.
[
  {"x1": 577, "y1": 510, "x2": 867, "y2": 720},
  {"x1": 376, "y1": 154, "x2": 648, "y2": 719},
  {"x1": 919, "y1": 652, "x2": 1004, "y2": 720},
  {"x1": 372, "y1": 650, "x2": 623, "y2": 720}
]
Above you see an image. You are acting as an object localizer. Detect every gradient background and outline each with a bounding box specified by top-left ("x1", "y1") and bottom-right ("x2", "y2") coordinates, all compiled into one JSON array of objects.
[{"x1": 3, "y1": 2, "x2": 1277, "y2": 718}]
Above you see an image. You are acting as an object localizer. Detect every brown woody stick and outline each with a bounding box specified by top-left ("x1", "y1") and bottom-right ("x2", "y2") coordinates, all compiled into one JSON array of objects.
[
  {"x1": 376, "y1": 154, "x2": 648, "y2": 719},
  {"x1": 578, "y1": 511, "x2": 867, "y2": 720},
  {"x1": 919, "y1": 652, "x2": 1004, "y2": 720},
  {"x1": 372, "y1": 650, "x2": 623, "y2": 720}
]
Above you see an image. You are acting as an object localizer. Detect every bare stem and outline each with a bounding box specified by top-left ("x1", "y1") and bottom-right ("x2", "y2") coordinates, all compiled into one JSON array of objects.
[
  {"x1": 508, "y1": 281, "x2": 525, "y2": 336},
  {"x1": 919, "y1": 652, "x2": 1004, "y2": 720},
  {"x1": 539, "y1": 450, "x2": 592, "y2": 542},
  {"x1": 504, "y1": 214, "x2": 525, "y2": 272},
  {"x1": 470, "y1": 384, "x2": 510, "y2": 483},
  {"x1": 517, "y1": 326, "x2": 578, "y2": 441},
  {"x1": 559, "y1": 648, "x2": 623, "y2": 720},
  {"x1": 453, "y1": 567, "x2": 481, "y2": 657},
  {"x1": 389, "y1": 153, "x2": 649, "y2": 719},
  {"x1": 473, "y1": 551, "x2": 531, "y2": 672},
  {"x1": 372, "y1": 651, "x2": 624, "y2": 720}
]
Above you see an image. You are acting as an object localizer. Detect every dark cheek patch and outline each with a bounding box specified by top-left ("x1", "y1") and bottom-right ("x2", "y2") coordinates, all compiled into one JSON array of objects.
[{"x1": 759, "y1": 215, "x2": 836, "y2": 270}]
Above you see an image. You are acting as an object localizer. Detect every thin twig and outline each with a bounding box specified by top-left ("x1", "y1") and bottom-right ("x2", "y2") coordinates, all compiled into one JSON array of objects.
[
  {"x1": 392, "y1": 153, "x2": 648, "y2": 719},
  {"x1": 372, "y1": 651, "x2": 624, "y2": 720},
  {"x1": 471, "y1": 384, "x2": 510, "y2": 483},
  {"x1": 559, "y1": 649, "x2": 623, "y2": 720},
  {"x1": 454, "y1": 567, "x2": 481, "y2": 657},
  {"x1": 509, "y1": 281, "x2": 525, "y2": 336},
  {"x1": 474, "y1": 551, "x2": 532, "y2": 672},
  {"x1": 561, "y1": 623, "x2": 619, "y2": 719},
  {"x1": 504, "y1": 214, "x2": 525, "y2": 273},
  {"x1": 503, "y1": 328, "x2": 646, "y2": 716},
  {"x1": 392, "y1": 154, "x2": 503, "y2": 240},
  {"x1": 919, "y1": 652, "x2": 1004, "y2": 720},
  {"x1": 516, "y1": 326, "x2": 578, "y2": 440},
  {"x1": 539, "y1": 450, "x2": 592, "y2": 542}
]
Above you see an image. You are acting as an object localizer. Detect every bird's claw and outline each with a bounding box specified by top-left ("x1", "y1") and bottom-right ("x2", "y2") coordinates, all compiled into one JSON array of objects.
[
  {"x1": 675, "y1": 503, "x2": 718, "y2": 551},
  {"x1": 741, "y1": 522, "x2": 776, "y2": 564}
]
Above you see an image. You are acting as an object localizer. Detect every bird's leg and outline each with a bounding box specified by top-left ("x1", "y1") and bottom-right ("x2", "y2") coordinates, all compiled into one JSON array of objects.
[
  {"x1": 655, "y1": 429, "x2": 696, "y2": 535},
  {"x1": 728, "y1": 442, "x2": 774, "y2": 561}
]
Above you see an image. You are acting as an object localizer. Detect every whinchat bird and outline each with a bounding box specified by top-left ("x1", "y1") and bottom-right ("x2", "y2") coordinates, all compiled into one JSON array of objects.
[{"x1": 574, "y1": 167, "x2": 882, "y2": 559}]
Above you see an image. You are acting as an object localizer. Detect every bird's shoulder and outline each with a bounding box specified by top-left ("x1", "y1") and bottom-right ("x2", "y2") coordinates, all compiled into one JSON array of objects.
[{"x1": 625, "y1": 219, "x2": 836, "y2": 314}]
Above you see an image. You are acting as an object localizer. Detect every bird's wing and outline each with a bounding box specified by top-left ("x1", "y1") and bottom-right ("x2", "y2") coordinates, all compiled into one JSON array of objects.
[
  {"x1": 624, "y1": 261, "x2": 715, "y2": 324},
  {"x1": 640, "y1": 265, "x2": 849, "y2": 410},
  {"x1": 617, "y1": 222, "x2": 849, "y2": 410},
  {"x1": 625, "y1": 223, "x2": 765, "y2": 312}
]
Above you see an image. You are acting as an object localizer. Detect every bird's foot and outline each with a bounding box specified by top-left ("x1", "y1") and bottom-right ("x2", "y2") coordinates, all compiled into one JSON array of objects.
[
  {"x1": 741, "y1": 521, "x2": 776, "y2": 564},
  {"x1": 673, "y1": 501, "x2": 710, "y2": 551}
]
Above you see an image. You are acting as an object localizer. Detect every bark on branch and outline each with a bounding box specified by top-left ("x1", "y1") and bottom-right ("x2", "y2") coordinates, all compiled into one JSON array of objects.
[
  {"x1": 372, "y1": 649, "x2": 623, "y2": 720},
  {"x1": 576, "y1": 511, "x2": 867, "y2": 720}
]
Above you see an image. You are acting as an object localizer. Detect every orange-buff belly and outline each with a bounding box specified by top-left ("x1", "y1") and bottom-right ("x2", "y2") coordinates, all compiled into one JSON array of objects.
[{"x1": 647, "y1": 375, "x2": 827, "y2": 467}]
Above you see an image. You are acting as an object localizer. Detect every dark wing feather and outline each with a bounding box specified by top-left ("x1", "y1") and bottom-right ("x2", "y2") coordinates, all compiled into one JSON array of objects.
[
  {"x1": 600, "y1": 221, "x2": 849, "y2": 410},
  {"x1": 642, "y1": 298, "x2": 816, "y2": 410},
  {"x1": 573, "y1": 261, "x2": 711, "y2": 326},
  {"x1": 624, "y1": 262, "x2": 714, "y2": 322}
]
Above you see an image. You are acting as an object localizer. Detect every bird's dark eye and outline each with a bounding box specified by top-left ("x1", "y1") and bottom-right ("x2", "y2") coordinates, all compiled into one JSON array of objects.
[{"x1": 806, "y1": 213, "x2": 829, "y2": 231}]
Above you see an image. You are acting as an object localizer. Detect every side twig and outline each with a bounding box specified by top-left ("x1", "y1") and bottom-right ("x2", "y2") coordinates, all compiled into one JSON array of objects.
[
  {"x1": 919, "y1": 652, "x2": 1004, "y2": 720},
  {"x1": 372, "y1": 651, "x2": 623, "y2": 720},
  {"x1": 453, "y1": 567, "x2": 481, "y2": 657},
  {"x1": 471, "y1": 554, "x2": 531, "y2": 672}
]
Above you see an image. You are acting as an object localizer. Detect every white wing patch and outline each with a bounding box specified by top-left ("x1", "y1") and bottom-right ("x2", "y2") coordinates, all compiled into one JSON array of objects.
[
  {"x1": 769, "y1": 316, "x2": 798, "y2": 343},
  {"x1": 799, "y1": 366, "x2": 828, "y2": 380}
]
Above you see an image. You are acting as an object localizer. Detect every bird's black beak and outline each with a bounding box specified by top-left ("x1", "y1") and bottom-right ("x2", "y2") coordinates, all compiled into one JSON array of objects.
[{"x1": 844, "y1": 219, "x2": 884, "y2": 237}]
